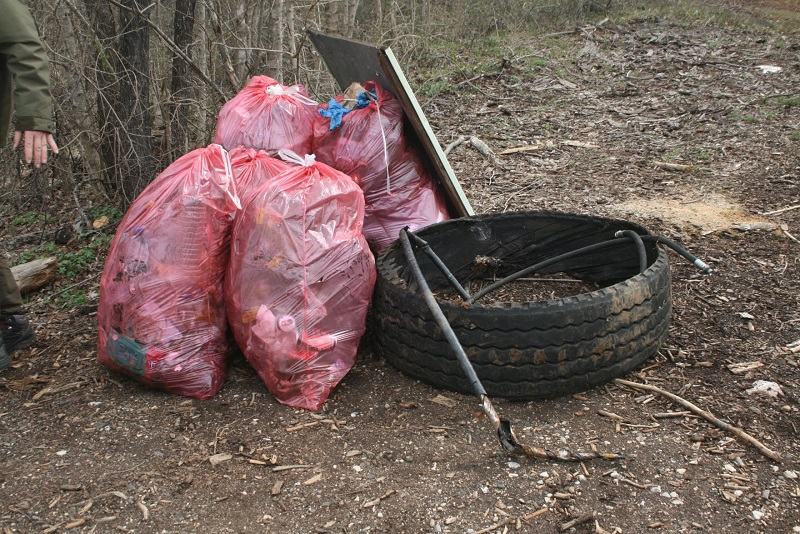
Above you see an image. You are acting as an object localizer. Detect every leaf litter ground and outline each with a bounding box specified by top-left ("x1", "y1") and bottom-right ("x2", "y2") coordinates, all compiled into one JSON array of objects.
[{"x1": 2, "y1": 10, "x2": 800, "y2": 534}]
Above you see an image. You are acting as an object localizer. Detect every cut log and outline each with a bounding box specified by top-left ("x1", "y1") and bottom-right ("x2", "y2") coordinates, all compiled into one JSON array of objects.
[{"x1": 10, "y1": 257, "x2": 57, "y2": 295}]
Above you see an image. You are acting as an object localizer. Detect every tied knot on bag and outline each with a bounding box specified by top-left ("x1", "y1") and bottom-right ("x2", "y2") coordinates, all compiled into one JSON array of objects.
[
  {"x1": 278, "y1": 148, "x2": 316, "y2": 167},
  {"x1": 265, "y1": 84, "x2": 318, "y2": 106}
]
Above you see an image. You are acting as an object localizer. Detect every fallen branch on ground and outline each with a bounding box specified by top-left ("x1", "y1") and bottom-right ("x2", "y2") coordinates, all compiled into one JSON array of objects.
[
  {"x1": 614, "y1": 378, "x2": 782, "y2": 462},
  {"x1": 443, "y1": 136, "x2": 466, "y2": 155},
  {"x1": 653, "y1": 161, "x2": 694, "y2": 172},
  {"x1": 474, "y1": 508, "x2": 548, "y2": 534},
  {"x1": 443, "y1": 135, "x2": 499, "y2": 164},
  {"x1": 560, "y1": 513, "x2": 596, "y2": 531},
  {"x1": 11, "y1": 257, "x2": 57, "y2": 295},
  {"x1": 762, "y1": 204, "x2": 800, "y2": 216}
]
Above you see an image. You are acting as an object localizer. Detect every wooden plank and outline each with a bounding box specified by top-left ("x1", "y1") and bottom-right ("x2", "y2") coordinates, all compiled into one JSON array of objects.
[
  {"x1": 306, "y1": 31, "x2": 474, "y2": 218},
  {"x1": 306, "y1": 32, "x2": 396, "y2": 96}
]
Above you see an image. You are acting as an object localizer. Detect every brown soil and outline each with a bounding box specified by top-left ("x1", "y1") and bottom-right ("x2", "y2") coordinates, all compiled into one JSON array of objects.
[{"x1": 2, "y1": 6, "x2": 800, "y2": 534}]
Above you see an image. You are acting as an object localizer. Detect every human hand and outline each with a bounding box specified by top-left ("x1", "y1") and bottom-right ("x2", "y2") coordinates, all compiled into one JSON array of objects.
[{"x1": 13, "y1": 130, "x2": 60, "y2": 168}]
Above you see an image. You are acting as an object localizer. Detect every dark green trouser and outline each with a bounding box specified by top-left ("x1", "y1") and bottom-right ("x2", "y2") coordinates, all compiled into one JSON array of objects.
[{"x1": 0, "y1": 256, "x2": 23, "y2": 314}]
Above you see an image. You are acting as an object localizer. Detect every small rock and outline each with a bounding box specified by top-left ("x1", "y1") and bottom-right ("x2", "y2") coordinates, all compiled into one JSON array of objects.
[
  {"x1": 507, "y1": 462, "x2": 521, "y2": 469},
  {"x1": 752, "y1": 510, "x2": 764, "y2": 520},
  {"x1": 209, "y1": 453, "x2": 232, "y2": 466},
  {"x1": 784, "y1": 470, "x2": 798, "y2": 479},
  {"x1": 746, "y1": 380, "x2": 783, "y2": 398}
]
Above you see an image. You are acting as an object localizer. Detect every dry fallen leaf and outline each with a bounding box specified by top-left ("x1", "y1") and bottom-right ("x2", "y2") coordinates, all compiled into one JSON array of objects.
[{"x1": 92, "y1": 215, "x2": 109, "y2": 229}]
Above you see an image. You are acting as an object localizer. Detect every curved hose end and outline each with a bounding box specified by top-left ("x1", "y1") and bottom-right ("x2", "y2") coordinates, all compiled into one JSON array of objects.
[{"x1": 694, "y1": 259, "x2": 713, "y2": 275}]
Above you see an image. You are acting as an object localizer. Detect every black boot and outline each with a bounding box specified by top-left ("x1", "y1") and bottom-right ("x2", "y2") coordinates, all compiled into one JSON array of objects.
[
  {"x1": 0, "y1": 339, "x2": 9, "y2": 370},
  {"x1": 0, "y1": 314, "x2": 35, "y2": 353}
]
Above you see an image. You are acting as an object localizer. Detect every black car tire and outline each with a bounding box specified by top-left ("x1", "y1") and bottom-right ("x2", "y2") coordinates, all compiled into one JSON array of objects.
[{"x1": 371, "y1": 211, "x2": 672, "y2": 399}]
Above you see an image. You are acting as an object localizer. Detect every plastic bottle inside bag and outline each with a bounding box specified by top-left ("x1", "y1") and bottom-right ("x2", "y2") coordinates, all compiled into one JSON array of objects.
[{"x1": 175, "y1": 197, "x2": 206, "y2": 267}]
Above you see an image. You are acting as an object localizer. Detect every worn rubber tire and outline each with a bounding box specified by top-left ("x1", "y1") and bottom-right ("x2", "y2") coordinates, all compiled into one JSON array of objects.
[{"x1": 372, "y1": 211, "x2": 671, "y2": 399}]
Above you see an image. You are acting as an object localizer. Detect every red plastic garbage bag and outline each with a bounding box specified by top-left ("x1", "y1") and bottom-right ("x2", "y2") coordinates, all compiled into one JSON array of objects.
[
  {"x1": 214, "y1": 76, "x2": 318, "y2": 156},
  {"x1": 363, "y1": 146, "x2": 450, "y2": 250},
  {"x1": 229, "y1": 146, "x2": 291, "y2": 202},
  {"x1": 312, "y1": 81, "x2": 449, "y2": 251},
  {"x1": 97, "y1": 144, "x2": 240, "y2": 400},
  {"x1": 226, "y1": 151, "x2": 376, "y2": 411}
]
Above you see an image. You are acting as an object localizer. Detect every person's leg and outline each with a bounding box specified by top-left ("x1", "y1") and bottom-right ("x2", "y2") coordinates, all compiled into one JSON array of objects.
[
  {"x1": 0, "y1": 256, "x2": 35, "y2": 363},
  {"x1": 0, "y1": 256, "x2": 24, "y2": 315}
]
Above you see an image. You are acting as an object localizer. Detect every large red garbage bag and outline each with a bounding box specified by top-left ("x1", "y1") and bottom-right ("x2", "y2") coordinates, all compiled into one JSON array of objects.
[
  {"x1": 229, "y1": 146, "x2": 291, "y2": 202},
  {"x1": 362, "y1": 146, "x2": 450, "y2": 250},
  {"x1": 97, "y1": 144, "x2": 240, "y2": 400},
  {"x1": 226, "y1": 151, "x2": 376, "y2": 411},
  {"x1": 312, "y1": 81, "x2": 450, "y2": 251},
  {"x1": 214, "y1": 76, "x2": 317, "y2": 156}
]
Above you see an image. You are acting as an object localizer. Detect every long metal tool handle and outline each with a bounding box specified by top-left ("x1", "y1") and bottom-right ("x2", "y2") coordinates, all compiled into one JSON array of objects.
[
  {"x1": 399, "y1": 229, "x2": 498, "y2": 421},
  {"x1": 399, "y1": 228, "x2": 623, "y2": 461}
]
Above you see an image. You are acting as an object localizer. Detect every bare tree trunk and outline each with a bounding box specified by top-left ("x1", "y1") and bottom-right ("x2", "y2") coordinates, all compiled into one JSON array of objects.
[
  {"x1": 250, "y1": 0, "x2": 268, "y2": 76},
  {"x1": 211, "y1": 0, "x2": 241, "y2": 90},
  {"x1": 287, "y1": 1, "x2": 298, "y2": 82},
  {"x1": 116, "y1": 0, "x2": 154, "y2": 203},
  {"x1": 277, "y1": 0, "x2": 285, "y2": 78},
  {"x1": 264, "y1": 0, "x2": 285, "y2": 80},
  {"x1": 345, "y1": 0, "x2": 359, "y2": 37},
  {"x1": 53, "y1": 1, "x2": 104, "y2": 181},
  {"x1": 323, "y1": 0, "x2": 340, "y2": 35},
  {"x1": 389, "y1": 0, "x2": 397, "y2": 35},
  {"x1": 194, "y1": 0, "x2": 216, "y2": 140},
  {"x1": 169, "y1": 0, "x2": 198, "y2": 160},
  {"x1": 84, "y1": 0, "x2": 121, "y2": 199}
]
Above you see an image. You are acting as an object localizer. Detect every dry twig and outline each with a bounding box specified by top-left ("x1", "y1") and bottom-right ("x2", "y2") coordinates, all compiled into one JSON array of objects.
[
  {"x1": 474, "y1": 508, "x2": 548, "y2": 534},
  {"x1": 444, "y1": 136, "x2": 467, "y2": 155},
  {"x1": 560, "y1": 513, "x2": 596, "y2": 531},
  {"x1": 762, "y1": 204, "x2": 800, "y2": 216},
  {"x1": 614, "y1": 379, "x2": 782, "y2": 462}
]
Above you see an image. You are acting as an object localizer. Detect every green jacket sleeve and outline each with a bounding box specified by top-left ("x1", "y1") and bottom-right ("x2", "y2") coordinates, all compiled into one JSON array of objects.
[{"x1": 0, "y1": 0, "x2": 55, "y2": 141}]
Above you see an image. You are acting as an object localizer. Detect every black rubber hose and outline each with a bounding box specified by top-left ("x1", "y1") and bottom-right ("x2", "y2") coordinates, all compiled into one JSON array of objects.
[
  {"x1": 399, "y1": 228, "x2": 487, "y2": 398},
  {"x1": 405, "y1": 230, "x2": 471, "y2": 301},
  {"x1": 467, "y1": 237, "x2": 631, "y2": 304},
  {"x1": 615, "y1": 230, "x2": 648, "y2": 273},
  {"x1": 642, "y1": 235, "x2": 713, "y2": 274}
]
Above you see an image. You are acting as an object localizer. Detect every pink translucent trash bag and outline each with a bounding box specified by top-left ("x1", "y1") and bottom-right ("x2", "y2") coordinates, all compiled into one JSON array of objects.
[
  {"x1": 229, "y1": 146, "x2": 291, "y2": 202},
  {"x1": 214, "y1": 76, "x2": 318, "y2": 156},
  {"x1": 226, "y1": 152, "x2": 376, "y2": 411},
  {"x1": 361, "y1": 145, "x2": 450, "y2": 251},
  {"x1": 312, "y1": 81, "x2": 450, "y2": 251},
  {"x1": 97, "y1": 144, "x2": 240, "y2": 400}
]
